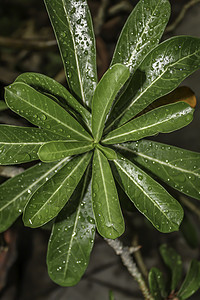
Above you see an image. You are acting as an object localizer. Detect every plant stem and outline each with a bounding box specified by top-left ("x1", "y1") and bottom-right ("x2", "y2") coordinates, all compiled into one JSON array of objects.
[
  {"x1": 105, "y1": 238, "x2": 153, "y2": 300},
  {"x1": 179, "y1": 195, "x2": 200, "y2": 219},
  {"x1": 0, "y1": 166, "x2": 24, "y2": 178},
  {"x1": 132, "y1": 235, "x2": 148, "y2": 280},
  {"x1": 165, "y1": 0, "x2": 200, "y2": 33}
]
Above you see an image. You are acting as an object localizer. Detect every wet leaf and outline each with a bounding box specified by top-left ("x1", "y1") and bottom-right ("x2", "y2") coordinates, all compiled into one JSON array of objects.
[
  {"x1": 23, "y1": 152, "x2": 92, "y2": 228},
  {"x1": 0, "y1": 158, "x2": 69, "y2": 233},
  {"x1": 177, "y1": 259, "x2": 200, "y2": 300},
  {"x1": 148, "y1": 267, "x2": 167, "y2": 300},
  {"x1": 108, "y1": 36, "x2": 200, "y2": 129},
  {"x1": 160, "y1": 244, "x2": 182, "y2": 291},
  {"x1": 0, "y1": 125, "x2": 63, "y2": 165},
  {"x1": 44, "y1": 0, "x2": 97, "y2": 107},
  {"x1": 111, "y1": 0, "x2": 171, "y2": 74},
  {"x1": 38, "y1": 140, "x2": 94, "y2": 162},
  {"x1": 92, "y1": 64, "x2": 129, "y2": 142},
  {"x1": 116, "y1": 140, "x2": 200, "y2": 200},
  {"x1": 16, "y1": 72, "x2": 91, "y2": 126},
  {"x1": 47, "y1": 169, "x2": 95, "y2": 286},
  {"x1": 92, "y1": 149, "x2": 124, "y2": 239},
  {"x1": 113, "y1": 155, "x2": 184, "y2": 233},
  {"x1": 5, "y1": 82, "x2": 92, "y2": 141},
  {"x1": 103, "y1": 102, "x2": 193, "y2": 144}
]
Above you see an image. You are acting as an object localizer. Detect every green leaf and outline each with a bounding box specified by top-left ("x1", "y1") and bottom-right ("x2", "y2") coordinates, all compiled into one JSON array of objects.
[
  {"x1": 0, "y1": 125, "x2": 63, "y2": 165},
  {"x1": 108, "y1": 36, "x2": 200, "y2": 128},
  {"x1": 16, "y1": 72, "x2": 91, "y2": 126},
  {"x1": 177, "y1": 259, "x2": 200, "y2": 300},
  {"x1": 111, "y1": 0, "x2": 171, "y2": 74},
  {"x1": 0, "y1": 100, "x2": 8, "y2": 112},
  {"x1": 159, "y1": 244, "x2": 182, "y2": 291},
  {"x1": 0, "y1": 158, "x2": 69, "y2": 233},
  {"x1": 5, "y1": 82, "x2": 92, "y2": 141},
  {"x1": 38, "y1": 140, "x2": 94, "y2": 162},
  {"x1": 92, "y1": 149, "x2": 124, "y2": 239},
  {"x1": 96, "y1": 144, "x2": 117, "y2": 161},
  {"x1": 103, "y1": 102, "x2": 193, "y2": 144},
  {"x1": 44, "y1": 0, "x2": 97, "y2": 107},
  {"x1": 116, "y1": 140, "x2": 200, "y2": 200},
  {"x1": 47, "y1": 169, "x2": 95, "y2": 286},
  {"x1": 23, "y1": 152, "x2": 92, "y2": 228},
  {"x1": 113, "y1": 155, "x2": 184, "y2": 233},
  {"x1": 109, "y1": 290, "x2": 115, "y2": 300},
  {"x1": 148, "y1": 267, "x2": 167, "y2": 300},
  {"x1": 92, "y1": 64, "x2": 129, "y2": 142}
]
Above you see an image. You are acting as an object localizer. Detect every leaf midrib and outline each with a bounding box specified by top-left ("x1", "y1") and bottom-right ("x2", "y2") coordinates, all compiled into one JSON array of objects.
[
  {"x1": 114, "y1": 159, "x2": 176, "y2": 227},
  {"x1": 0, "y1": 157, "x2": 70, "y2": 212},
  {"x1": 103, "y1": 105, "x2": 191, "y2": 142}
]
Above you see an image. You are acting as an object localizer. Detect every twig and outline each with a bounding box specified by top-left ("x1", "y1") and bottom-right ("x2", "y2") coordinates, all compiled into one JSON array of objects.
[
  {"x1": 94, "y1": 0, "x2": 110, "y2": 36},
  {"x1": 0, "y1": 36, "x2": 57, "y2": 51},
  {"x1": 132, "y1": 235, "x2": 148, "y2": 280},
  {"x1": 105, "y1": 238, "x2": 153, "y2": 300},
  {"x1": 0, "y1": 166, "x2": 24, "y2": 178},
  {"x1": 179, "y1": 195, "x2": 200, "y2": 219},
  {"x1": 108, "y1": 1, "x2": 133, "y2": 17},
  {"x1": 165, "y1": 0, "x2": 200, "y2": 33}
]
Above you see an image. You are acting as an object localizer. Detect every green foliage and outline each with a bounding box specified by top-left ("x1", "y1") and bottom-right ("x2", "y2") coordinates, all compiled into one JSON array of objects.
[
  {"x1": 148, "y1": 245, "x2": 200, "y2": 299},
  {"x1": 1, "y1": 0, "x2": 200, "y2": 290}
]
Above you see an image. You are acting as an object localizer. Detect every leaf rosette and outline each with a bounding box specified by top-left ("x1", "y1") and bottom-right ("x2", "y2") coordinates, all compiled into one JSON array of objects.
[{"x1": 0, "y1": 0, "x2": 200, "y2": 287}]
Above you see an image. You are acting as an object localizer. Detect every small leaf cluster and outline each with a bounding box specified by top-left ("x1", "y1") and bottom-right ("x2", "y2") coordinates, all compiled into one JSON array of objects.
[
  {"x1": 149, "y1": 244, "x2": 200, "y2": 300},
  {"x1": 0, "y1": 0, "x2": 200, "y2": 288}
]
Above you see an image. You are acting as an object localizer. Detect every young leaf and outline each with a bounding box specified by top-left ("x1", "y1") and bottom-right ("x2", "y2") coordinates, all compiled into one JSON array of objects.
[
  {"x1": 44, "y1": 0, "x2": 97, "y2": 107},
  {"x1": 111, "y1": 0, "x2": 171, "y2": 74},
  {"x1": 0, "y1": 100, "x2": 8, "y2": 112},
  {"x1": 92, "y1": 64, "x2": 129, "y2": 142},
  {"x1": 23, "y1": 152, "x2": 92, "y2": 228},
  {"x1": 96, "y1": 144, "x2": 117, "y2": 161},
  {"x1": 113, "y1": 155, "x2": 184, "y2": 233},
  {"x1": 92, "y1": 149, "x2": 124, "y2": 239},
  {"x1": 177, "y1": 259, "x2": 200, "y2": 300},
  {"x1": 47, "y1": 170, "x2": 95, "y2": 286},
  {"x1": 0, "y1": 125, "x2": 64, "y2": 165},
  {"x1": 103, "y1": 102, "x2": 193, "y2": 144},
  {"x1": 148, "y1": 267, "x2": 167, "y2": 300},
  {"x1": 38, "y1": 140, "x2": 94, "y2": 162},
  {"x1": 108, "y1": 36, "x2": 200, "y2": 129},
  {"x1": 159, "y1": 244, "x2": 182, "y2": 291},
  {"x1": 5, "y1": 82, "x2": 92, "y2": 141},
  {"x1": 116, "y1": 140, "x2": 200, "y2": 200},
  {"x1": 0, "y1": 158, "x2": 69, "y2": 233},
  {"x1": 16, "y1": 72, "x2": 91, "y2": 126}
]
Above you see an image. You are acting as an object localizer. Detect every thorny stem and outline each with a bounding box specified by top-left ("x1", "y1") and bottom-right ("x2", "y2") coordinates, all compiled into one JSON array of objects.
[{"x1": 105, "y1": 238, "x2": 154, "y2": 300}]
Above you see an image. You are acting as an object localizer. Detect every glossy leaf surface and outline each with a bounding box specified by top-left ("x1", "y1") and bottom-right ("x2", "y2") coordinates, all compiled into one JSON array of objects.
[
  {"x1": 117, "y1": 140, "x2": 200, "y2": 200},
  {"x1": 92, "y1": 149, "x2": 124, "y2": 239},
  {"x1": 16, "y1": 72, "x2": 91, "y2": 125},
  {"x1": 0, "y1": 158, "x2": 69, "y2": 232},
  {"x1": 160, "y1": 244, "x2": 182, "y2": 291},
  {"x1": 0, "y1": 101, "x2": 8, "y2": 111},
  {"x1": 47, "y1": 171, "x2": 95, "y2": 286},
  {"x1": 23, "y1": 152, "x2": 92, "y2": 228},
  {"x1": 92, "y1": 64, "x2": 129, "y2": 142},
  {"x1": 0, "y1": 125, "x2": 63, "y2": 165},
  {"x1": 111, "y1": 0, "x2": 170, "y2": 74},
  {"x1": 38, "y1": 140, "x2": 94, "y2": 162},
  {"x1": 109, "y1": 36, "x2": 200, "y2": 128},
  {"x1": 103, "y1": 102, "x2": 193, "y2": 144},
  {"x1": 148, "y1": 267, "x2": 167, "y2": 300},
  {"x1": 44, "y1": 0, "x2": 97, "y2": 107},
  {"x1": 113, "y1": 156, "x2": 184, "y2": 233},
  {"x1": 5, "y1": 82, "x2": 92, "y2": 141},
  {"x1": 177, "y1": 259, "x2": 200, "y2": 300},
  {"x1": 96, "y1": 144, "x2": 117, "y2": 161}
]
